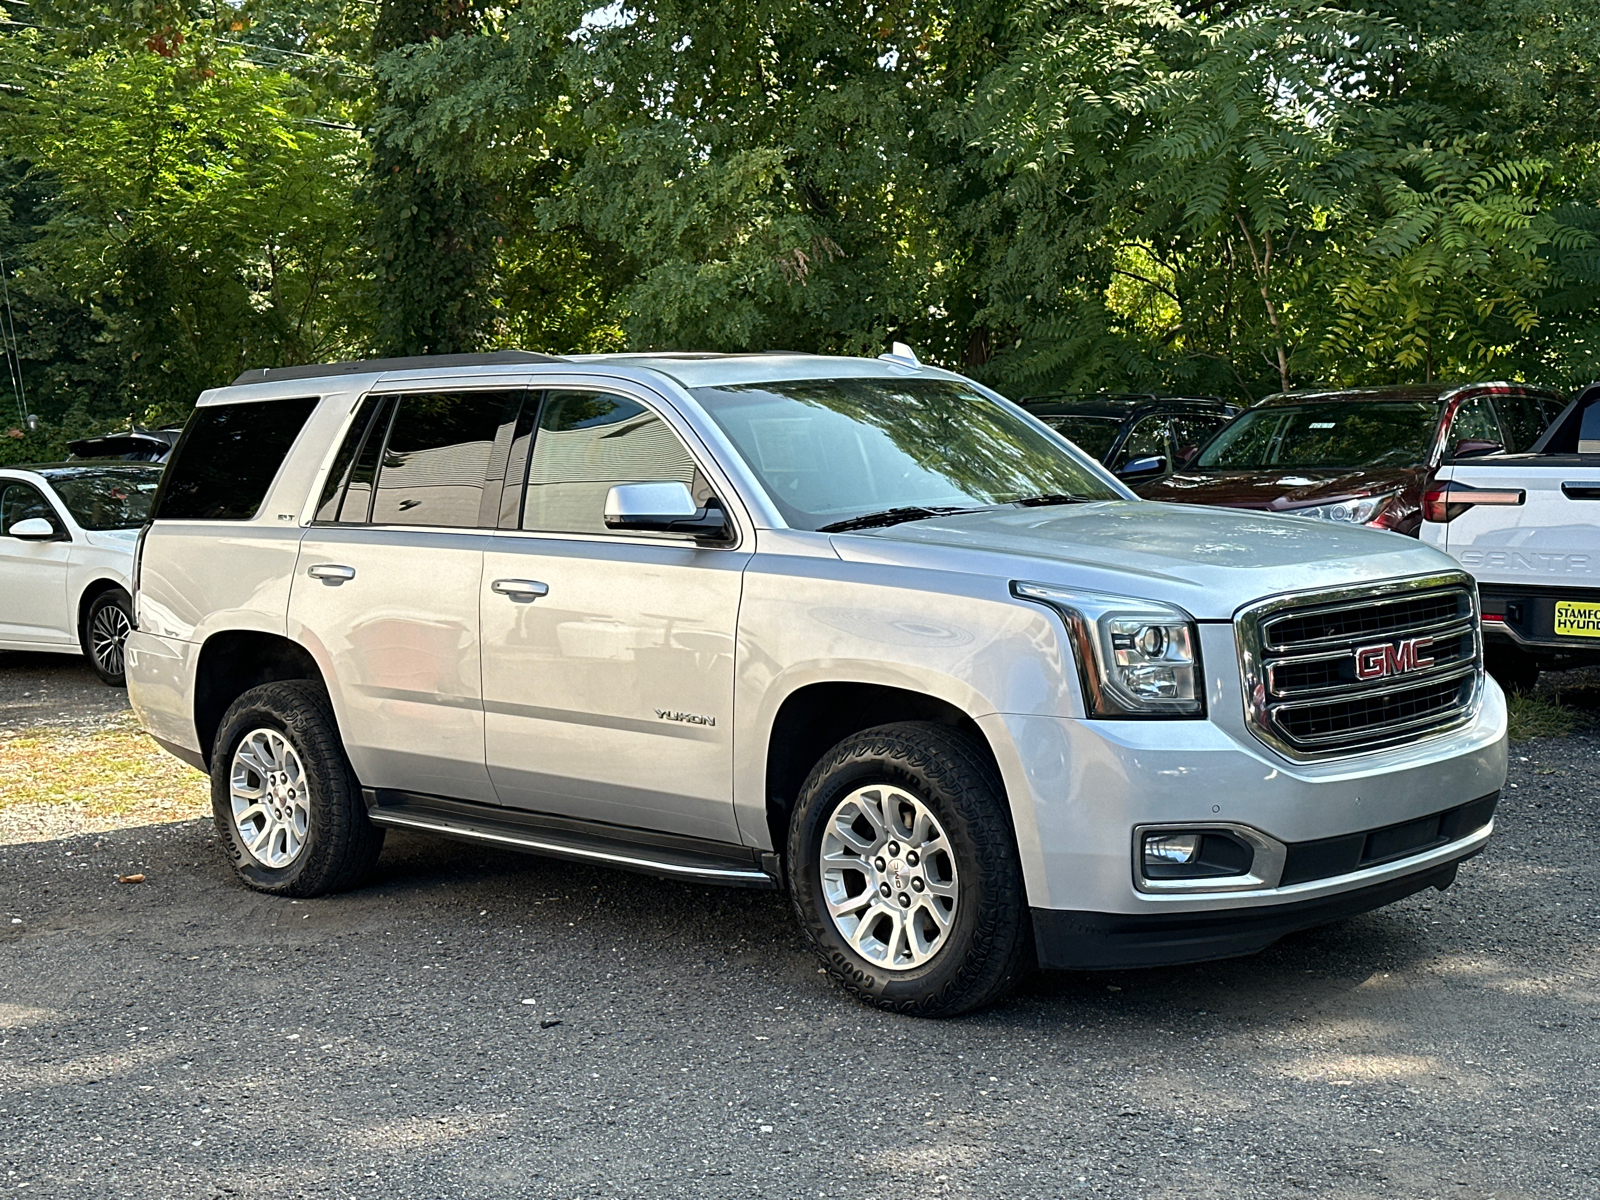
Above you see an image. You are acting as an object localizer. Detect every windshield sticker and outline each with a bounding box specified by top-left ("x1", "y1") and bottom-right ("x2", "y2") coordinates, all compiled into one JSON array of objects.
[{"x1": 1309, "y1": 422, "x2": 1336, "y2": 429}]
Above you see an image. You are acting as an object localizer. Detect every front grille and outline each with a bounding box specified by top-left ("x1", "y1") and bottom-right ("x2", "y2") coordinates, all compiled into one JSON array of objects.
[{"x1": 1238, "y1": 574, "x2": 1482, "y2": 759}]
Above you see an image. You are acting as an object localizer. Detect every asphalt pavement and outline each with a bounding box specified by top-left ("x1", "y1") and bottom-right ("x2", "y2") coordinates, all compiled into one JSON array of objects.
[{"x1": 3, "y1": 654, "x2": 1599, "y2": 1199}]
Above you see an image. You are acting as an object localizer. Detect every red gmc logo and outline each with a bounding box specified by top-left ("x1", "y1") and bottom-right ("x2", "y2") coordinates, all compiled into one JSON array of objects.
[{"x1": 1355, "y1": 637, "x2": 1434, "y2": 680}]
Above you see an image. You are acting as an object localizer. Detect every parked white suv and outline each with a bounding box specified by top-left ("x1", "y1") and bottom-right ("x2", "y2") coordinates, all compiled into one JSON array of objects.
[
  {"x1": 1421, "y1": 382, "x2": 1600, "y2": 692},
  {"x1": 128, "y1": 351, "x2": 1507, "y2": 1014},
  {"x1": 0, "y1": 462, "x2": 161, "y2": 684}
]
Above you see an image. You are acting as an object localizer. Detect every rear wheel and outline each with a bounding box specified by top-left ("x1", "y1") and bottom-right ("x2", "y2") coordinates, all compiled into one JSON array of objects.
[
  {"x1": 211, "y1": 681, "x2": 383, "y2": 896},
  {"x1": 1486, "y1": 647, "x2": 1540, "y2": 695},
  {"x1": 787, "y1": 721, "x2": 1031, "y2": 1017},
  {"x1": 82, "y1": 589, "x2": 133, "y2": 687}
]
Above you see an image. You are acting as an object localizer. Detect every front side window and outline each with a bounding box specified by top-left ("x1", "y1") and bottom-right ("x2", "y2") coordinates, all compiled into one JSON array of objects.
[
  {"x1": 46, "y1": 470, "x2": 160, "y2": 530},
  {"x1": 691, "y1": 378, "x2": 1118, "y2": 531},
  {"x1": 369, "y1": 391, "x2": 522, "y2": 528},
  {"x1": 519, "y1": 391, "x2": 708, "y2": 535},
  {"x1": 156, "y1": 396, "x2": 319, "y2": 521},
  {"x1": 1194, "y1": 401, "x2": 1441, "y2": 470},
  {"x1": 0, "y1": 482, "x2": 58, "y2": 535},
  {"x1": 1112, "y1": 415, "x2": 1171, "y2": 470}
]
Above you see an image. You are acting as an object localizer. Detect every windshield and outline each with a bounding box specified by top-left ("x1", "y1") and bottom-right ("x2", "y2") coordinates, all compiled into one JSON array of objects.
[
  {"x1": 691, "y1": 378, "x2": 1120, "y2": 530},
  {"x1": 1195, "y1": 401, "x2": 1440, "y2": 470},
  {"x1": 47, "y1": 469, "x2": 161, "y2": 530},
  {"x1": 1035, "y1": 415, "x2": 1122, "y2": 461}
]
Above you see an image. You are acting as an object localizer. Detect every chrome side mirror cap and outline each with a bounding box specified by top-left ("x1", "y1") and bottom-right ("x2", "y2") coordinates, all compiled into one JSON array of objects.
[
  {"x1": 604, "y1": 482, "x2": 730, "y2": 540},
  {"x1": 6, "y1": 517, "x2": 58, "y2": 540}
]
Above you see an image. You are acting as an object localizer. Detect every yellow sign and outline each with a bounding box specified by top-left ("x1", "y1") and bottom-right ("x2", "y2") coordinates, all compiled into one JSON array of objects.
[{"x1": 1553, "y1": 600, "x2": 1600, "y2": 638}]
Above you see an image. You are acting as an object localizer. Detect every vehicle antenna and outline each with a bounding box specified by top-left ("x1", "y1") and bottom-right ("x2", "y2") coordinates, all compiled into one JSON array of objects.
[{"x1": 0, "y1": 251, "x2": 27, "y2": 426}]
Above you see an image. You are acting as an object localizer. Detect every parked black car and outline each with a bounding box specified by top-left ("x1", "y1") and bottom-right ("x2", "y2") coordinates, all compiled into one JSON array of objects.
[{"x1": 1018, "y1": 393, "x2": 1241, "y2": 482}]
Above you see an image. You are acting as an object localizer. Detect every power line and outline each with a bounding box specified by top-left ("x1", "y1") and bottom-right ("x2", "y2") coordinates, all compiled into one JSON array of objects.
[{"x1": 0, "y1": 252, "x2": 28, "y2": 427}]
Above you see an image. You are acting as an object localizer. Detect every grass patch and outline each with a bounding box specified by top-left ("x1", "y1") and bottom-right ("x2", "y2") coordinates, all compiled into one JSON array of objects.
[
  {"x1": 1507, "y1": 692, "x2": 1578, "y2": 741},
  {"x1": 0, "y1": 715, "x2": 208, "y2": 823}
]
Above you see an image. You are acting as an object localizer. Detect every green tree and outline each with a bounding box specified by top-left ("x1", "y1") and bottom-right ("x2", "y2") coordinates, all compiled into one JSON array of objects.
[{"x1": 1, "y1": 15, "x2": 370, "y2": 440}]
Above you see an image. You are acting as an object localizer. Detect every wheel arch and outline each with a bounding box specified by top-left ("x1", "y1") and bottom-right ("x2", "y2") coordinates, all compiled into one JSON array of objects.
[
  {"x1": 75, "y1": 575, "x2": 130, "y2": 644},
  {"x1": 760, "y1": 679, "x2": 1008, "y2": 857},
  {"x1": 193, "y1": 631, "x2": 328, "y2": 768}
]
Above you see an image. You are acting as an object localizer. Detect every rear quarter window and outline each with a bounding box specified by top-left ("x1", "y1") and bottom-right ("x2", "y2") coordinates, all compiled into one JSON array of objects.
[{"x1": 155, "y1": 397, "x2": 319, "y2": 521}]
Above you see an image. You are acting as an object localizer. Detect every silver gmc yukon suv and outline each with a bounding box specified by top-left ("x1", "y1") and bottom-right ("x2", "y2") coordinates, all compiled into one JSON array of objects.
[{"x1": 128, "y1": 350, "x2": 1507, "y2": 1015}]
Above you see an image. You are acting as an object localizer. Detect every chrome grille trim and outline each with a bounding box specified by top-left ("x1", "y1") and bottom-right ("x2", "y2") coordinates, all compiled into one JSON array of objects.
[{"x1": 1237, "y1": 572, "x2": 1483, "y2": 761}]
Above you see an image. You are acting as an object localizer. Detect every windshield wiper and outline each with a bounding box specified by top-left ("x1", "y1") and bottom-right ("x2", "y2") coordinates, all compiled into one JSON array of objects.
[
  {"x1": 818, "y1": 505, "x2": 976, "y2": 533},
  {"x1": 1012, "y1": 493, "x2": 1092, "y2": 508}
]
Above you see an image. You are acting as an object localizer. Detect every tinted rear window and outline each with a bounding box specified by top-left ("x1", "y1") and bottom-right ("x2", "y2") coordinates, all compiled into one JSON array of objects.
[{"x1": 156, "y1": 397, "x2": 319, "y2": 521}]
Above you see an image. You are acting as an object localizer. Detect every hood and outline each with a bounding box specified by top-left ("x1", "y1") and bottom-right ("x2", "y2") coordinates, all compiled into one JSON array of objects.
[
  {"x1": 1139, "y1": 466, "x2": 1424, "y2": 510},
  {"x1": 829, "y1": 500, "x2": 1456, "y2": 619},
  {"x1": 82, "y1": 528, "x2": 139, "y2": 553}
]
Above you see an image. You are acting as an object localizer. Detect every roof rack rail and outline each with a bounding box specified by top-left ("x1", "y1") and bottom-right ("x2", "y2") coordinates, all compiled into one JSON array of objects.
[{"x1": 231, "y1": 350, "x2": 566, "y2": 386}]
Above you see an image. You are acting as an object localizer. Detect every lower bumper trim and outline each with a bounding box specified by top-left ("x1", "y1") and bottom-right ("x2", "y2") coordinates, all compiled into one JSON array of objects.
[{"x1": 1032, "y1": 851, "x2": 1478, "y2": 971}]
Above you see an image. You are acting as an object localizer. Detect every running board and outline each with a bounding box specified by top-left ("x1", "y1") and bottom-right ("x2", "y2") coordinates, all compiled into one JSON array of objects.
[{"x1": 363, "y1": 789, "x2": 782, "y2": 890}]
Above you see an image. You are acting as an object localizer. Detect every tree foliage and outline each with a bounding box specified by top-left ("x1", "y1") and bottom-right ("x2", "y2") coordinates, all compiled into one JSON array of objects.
[{"x1": 0, "y1": 0, "x2": 1595, "y2": 460}]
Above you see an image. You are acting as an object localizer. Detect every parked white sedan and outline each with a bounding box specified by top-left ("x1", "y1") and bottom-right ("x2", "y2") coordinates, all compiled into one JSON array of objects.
[{"x1": 0, "y1": 462, "x2": 162, "y2": 685}]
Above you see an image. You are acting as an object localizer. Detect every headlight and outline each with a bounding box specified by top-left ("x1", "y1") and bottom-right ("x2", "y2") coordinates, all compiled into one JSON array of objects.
[
  {"x1": 1012, "y1": 582, "x2": 1204, "y2": 717},
  {"x1": 1287, "y1": 492, "x2": 1396, "y2": 525}
]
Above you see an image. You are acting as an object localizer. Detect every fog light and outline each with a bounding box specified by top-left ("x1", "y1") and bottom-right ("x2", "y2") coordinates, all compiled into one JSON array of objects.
[{"x1": 1143, "y1": 833, "x2": 1201, "y2": 865}]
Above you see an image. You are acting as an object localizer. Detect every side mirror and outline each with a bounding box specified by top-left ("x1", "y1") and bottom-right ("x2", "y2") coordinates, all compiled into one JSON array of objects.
[
  {"x1": 1452, "y1": 439, "x2": 1504, "y2": 459},
  {"x1": 1115, "y1": 454, "x2": 1169, "y2": 481},
  {"x1": 604, "y1": 481, "x2": 729, "y2": 540},
  {"x1": 6, "y1": 517, "x2": 58, "y2": 540}
]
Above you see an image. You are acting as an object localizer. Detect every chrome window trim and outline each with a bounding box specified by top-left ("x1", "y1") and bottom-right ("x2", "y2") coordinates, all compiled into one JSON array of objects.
[{"x1": 1236, "y1": 571, "x2": 1484, "y2": 763}]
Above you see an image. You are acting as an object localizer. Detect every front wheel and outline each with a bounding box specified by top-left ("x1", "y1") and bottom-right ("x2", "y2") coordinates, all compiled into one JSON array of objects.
[
  {"x1": 83, "y1": 589, "x2": 133, "y2": 686},
  {"x1": 787, "y1": 722, "x2": 1031, "y2": 1017}
]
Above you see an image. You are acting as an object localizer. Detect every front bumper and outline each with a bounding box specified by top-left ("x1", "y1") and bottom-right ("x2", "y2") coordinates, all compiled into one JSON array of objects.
[
  {"x1": 979, "y1": 624, "x2": 1507, "y2": 966},
  {"x1": 1031, "y1": 850, "x2": 1475, "y2": 969}
]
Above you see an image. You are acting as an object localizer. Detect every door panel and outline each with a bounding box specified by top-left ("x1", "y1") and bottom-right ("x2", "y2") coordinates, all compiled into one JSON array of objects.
[
  {"x1": 481, "y1": 535, "x2": 750, "y2": 843},
  {"x1": 289, "y1": 526, "x2": 494, "y2": 801},
  {"x1": 0, "y1": 482, "x2": 73, "y2": 644}
]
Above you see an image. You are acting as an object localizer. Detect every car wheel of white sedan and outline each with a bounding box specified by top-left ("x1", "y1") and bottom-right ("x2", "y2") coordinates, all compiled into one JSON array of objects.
[{"x1": 83, "y1": 589, "x2": 133, "y2": 687}]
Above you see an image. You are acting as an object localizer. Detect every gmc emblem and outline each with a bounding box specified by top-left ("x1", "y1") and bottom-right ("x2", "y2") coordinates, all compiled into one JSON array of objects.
[{"x1": 1354, "y1": 637, "x2": 1434, "y2": 680}]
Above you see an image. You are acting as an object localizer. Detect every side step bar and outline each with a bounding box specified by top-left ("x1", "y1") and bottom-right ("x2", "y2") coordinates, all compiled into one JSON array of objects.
[{"x1": 363, "y1": 789, "x2": 782, "y2": 890}]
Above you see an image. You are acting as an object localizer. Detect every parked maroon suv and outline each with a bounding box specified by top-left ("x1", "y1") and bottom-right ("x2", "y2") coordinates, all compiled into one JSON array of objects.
[{"x1": 1139, "y1": 382, "x2": 1568, "y2": 535}]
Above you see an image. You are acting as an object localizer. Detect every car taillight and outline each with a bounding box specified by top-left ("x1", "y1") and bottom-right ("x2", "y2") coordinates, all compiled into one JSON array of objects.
[{"x1": 1423, "y1": 481, "x2": 1526, "y2": 523}]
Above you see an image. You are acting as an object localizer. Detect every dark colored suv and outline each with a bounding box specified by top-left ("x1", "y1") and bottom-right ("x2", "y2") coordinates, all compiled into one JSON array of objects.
[
  {"x1": 1018, "y1": 394, "x2": 1241, "y2": 483},
  {"x1": 1139, "y1": 383, "x2": 1568, "y2": 536}
]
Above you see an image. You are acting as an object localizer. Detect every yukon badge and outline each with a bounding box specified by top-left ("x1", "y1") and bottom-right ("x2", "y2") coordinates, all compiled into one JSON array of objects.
[
  {"x1": 656, "y1": 708, "x2": 716, "y2": 727},
  {"x1": 1354, "y1": 637, "x2": 1434, "y2": 681}
]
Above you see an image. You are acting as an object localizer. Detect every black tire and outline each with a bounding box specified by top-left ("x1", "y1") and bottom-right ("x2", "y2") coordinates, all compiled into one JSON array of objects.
[
  {"x1": 210, "y1": 680, "x2": 384, "y2": 896},
  {"x1": 787, "y1": 721, "x2": 1031, "y2": 1017},
  {"x1": 82, "y1": 588, "x2": 133, "y2": 687},
  {"x1": 1486, "y1": 647, "x2": 1540, "y2": 695}
]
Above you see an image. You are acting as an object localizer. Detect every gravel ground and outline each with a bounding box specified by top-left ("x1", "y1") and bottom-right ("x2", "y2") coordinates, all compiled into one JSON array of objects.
[
  {"x1": 0, "y1": 651, "x2": 129, "y2": 737},
  {"x1": 3, "y1": 661, "x2": 1599, "y2": 1198}
]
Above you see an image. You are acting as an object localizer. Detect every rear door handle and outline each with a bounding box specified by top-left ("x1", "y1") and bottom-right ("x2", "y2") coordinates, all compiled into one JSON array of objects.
[
  {"x1": 492, "y1": 578, "x2": 549, "y2": 600},
  {"x1": 1562, "y1": 483, "x2": 1600, "y2": 500},
  {"x1": 307, "y1": 563, "x2": 356, "y2": 584}
]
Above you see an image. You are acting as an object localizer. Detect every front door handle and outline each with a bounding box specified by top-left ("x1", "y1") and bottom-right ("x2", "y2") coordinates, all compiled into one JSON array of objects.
[
  {"x1": 307, "y1": 563, "x2": 356, "y2": 584},
  {"x1": 492, "y1": 578, "x2": 549, "y2": 600}
]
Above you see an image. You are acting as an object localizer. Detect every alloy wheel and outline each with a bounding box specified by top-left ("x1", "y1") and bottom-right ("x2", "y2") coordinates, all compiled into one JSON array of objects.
[
  {"x1": 229, "y1": 728, "x2": 311, "y2": 869},
  {"x1": 90, "y1": 602, "x2": 131, "y2": 679},
  {"x1": 819, "y1": 784, "x2": 960, "y2": 970}
]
